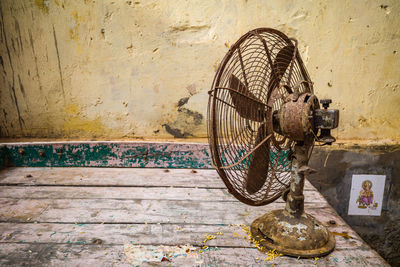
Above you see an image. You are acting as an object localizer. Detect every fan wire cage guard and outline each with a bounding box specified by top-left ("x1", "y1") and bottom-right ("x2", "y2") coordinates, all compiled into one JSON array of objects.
[{"x1": 207, "y1": 28, "x2": 313, "y2": 206}]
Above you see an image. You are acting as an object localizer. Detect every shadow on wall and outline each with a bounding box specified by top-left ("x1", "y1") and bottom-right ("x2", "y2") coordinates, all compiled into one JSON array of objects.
[{"x1": 308, "y1": 145, "x2": 400, "y2": 266}]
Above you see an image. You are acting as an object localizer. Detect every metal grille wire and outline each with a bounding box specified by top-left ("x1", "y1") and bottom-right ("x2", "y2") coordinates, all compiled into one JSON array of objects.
[{"x1": 207, "y1": 28, "x2": 312, "y2": 206}]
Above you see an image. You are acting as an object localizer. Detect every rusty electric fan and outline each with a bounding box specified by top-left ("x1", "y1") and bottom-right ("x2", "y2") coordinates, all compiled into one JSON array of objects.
[{"x1": 207, "y1": 28, "x2": 339, "y2": 257}]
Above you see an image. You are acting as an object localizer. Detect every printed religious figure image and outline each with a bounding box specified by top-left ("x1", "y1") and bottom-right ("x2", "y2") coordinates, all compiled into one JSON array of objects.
[
  {"x1": 348, "y1": 174, "x2": 386, "y2": 216},
  {"x1": 356, "y1": 180, "x2": 378, "y2": 209}
]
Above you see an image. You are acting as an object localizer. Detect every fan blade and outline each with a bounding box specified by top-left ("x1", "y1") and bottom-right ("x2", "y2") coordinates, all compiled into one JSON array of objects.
[
  {"x1": 267, "y1": 45, "x2": 295, "y2": 91},
  {"x1": 245, "y1": 123, "x2": 270, "y2": 194},
  {"x1": 296, "y1": 54, "x2": 313, "y2": 92},
  {"x1": 229, "y1": 75, "x2": 265, "y2": 122}
]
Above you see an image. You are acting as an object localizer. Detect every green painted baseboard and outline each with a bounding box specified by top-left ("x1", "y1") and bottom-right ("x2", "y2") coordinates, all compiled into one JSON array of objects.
[
  {"x1": 0, "y1": 141, "x2": 291, "y2": 169},
  {"x1": 1, "y1": 141, "x2": 212, "y2": 169}
]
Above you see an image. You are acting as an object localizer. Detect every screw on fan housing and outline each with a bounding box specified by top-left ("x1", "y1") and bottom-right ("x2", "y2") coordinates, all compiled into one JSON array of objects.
[
  {"x1": 320, "y1": 99, "x2": 332, "y2": 109},
  {"x1": 207, "y1": 28, "x2": 339, "y2": 257}
]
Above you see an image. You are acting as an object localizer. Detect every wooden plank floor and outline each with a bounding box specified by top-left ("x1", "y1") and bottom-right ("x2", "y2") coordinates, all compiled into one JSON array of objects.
[{"x1": 0, "y1": 167, "x2": 388, "y2": 266}]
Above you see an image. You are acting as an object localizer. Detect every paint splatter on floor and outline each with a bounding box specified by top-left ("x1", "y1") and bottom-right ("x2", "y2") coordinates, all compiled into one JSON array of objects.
[{"x1": 123, "y1": 244, "x2": 201, "y2": 266}]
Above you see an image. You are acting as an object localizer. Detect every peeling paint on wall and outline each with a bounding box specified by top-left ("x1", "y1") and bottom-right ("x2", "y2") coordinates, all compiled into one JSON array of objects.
[
  {"x1": 162, "y1": 97, "x2": 204, "y2": 138},
  {"x1": 0, "y1": 0, "x2": 399, "y2": 141}
]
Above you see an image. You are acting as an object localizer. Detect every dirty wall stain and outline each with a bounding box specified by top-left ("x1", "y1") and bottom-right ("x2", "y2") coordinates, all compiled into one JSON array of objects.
[
  {"x1": 162, "y1": 97, "x2": 204, "y2": 138},
  {"x1": 1, "y1": 0, "x2": 399, "y2": 140},
  {"x1": 63, "y1": 104, "x2": 105, "y2": 137},
  {"x1": 34, "y1": 0, "x2": 49, "y2": 14}
]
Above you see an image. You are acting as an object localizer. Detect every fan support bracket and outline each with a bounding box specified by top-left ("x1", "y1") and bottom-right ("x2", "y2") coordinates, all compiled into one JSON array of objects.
[{"x1": 250, "y1": 142, "x2": 335, "y2": 257}]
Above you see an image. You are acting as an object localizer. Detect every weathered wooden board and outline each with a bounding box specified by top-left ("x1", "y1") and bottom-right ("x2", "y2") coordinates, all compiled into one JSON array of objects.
[
  {"x1": 0, "y1": 198, "x2": 332, "y2": 225},
  {"x1": 0, "y1": 168, "x2": 222, "y2": 187},
  {"x1": 0, "y1": 167, "x2": 388, "y2": 266},
  {"x1": 0, "y1": 167, "x2": 315, "y2": 190},
  {"x1": 0, "y1": 222, "x2": 364, "y2": 248},
  {"x1": 0, "y1": 243, "x2": 388, "y2": 267},
  {"x1": 0, "y1": 186, "x2": 324, "y2": 202}
]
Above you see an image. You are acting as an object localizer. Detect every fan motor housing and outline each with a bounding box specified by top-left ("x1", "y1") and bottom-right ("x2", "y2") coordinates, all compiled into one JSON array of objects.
[{"x1": 276, "y1": 93, "x2": 319, "y2": 141}]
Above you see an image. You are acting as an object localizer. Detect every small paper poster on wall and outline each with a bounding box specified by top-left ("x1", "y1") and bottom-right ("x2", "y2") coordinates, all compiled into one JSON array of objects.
[{"x1": 348, "y1": 174, "x2": 386, "y2": 216}]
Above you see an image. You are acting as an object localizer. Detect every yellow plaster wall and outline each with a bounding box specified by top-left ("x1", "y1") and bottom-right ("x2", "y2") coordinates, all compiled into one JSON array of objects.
[{"x1": 0, "y1": 0, "x2": 399, "y2": 142}]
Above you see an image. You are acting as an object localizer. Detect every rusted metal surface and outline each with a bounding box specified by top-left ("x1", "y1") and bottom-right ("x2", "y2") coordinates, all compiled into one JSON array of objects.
[
  {"x1": 246, "y1": 124, "x2": 270, "y2": 194},
  {"x1": 277, "y1": 93, "x2": 319, "y2": 141},
  {"x1": 314, "y1": 99, "x2": 340, "y2": 144},
  {"x1": 207, "y1": 27, "x2": 339, "y2": 205},
  {"x1": 251, "y1": 209, "x2": 335, "y2": 257},
  {"x1": 207, "y1": 27, "x2": 340, "y2": 256},
  {"x1": 285, "y1": 143, "x2": 309, "y2": 216},
  {"x1": 250, "y1": 141, "x2": 335, "y2": 257},
  {"x1": 207, "y1": 28, "x2": 312, "y2": 206},
  {"x1": 226, "y1": 75, "x2": 266, "y2": 122}
]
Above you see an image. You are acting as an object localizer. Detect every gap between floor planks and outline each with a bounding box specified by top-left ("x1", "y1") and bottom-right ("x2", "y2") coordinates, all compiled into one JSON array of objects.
[
  {"x1": 0, "y1": 198, "x2": 333, "y2": 224},
  {"x1": 0, "y1": 167, "x2": 389, "y2": 266},
  {"x1": 0, "y1": 243, "x2": 388, "y2": 267},
  {"x1": 0, "y1": 167, "x2": 316, "y2": 190},
  {"x1": 0, "y1": 221, "x2": 365, "y2": 249},
  {"x1": 0, "y1": 186, "x2": 323, "y2": 202}
]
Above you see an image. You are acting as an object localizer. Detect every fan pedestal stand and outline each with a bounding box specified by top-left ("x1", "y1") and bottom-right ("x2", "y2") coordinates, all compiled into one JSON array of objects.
[{"x1": 250, "y1": 143, "x2": 335, "y2": 258}]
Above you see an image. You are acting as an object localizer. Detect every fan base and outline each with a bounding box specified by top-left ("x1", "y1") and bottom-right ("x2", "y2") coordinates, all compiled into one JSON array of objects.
[{"x1": 250, "y1": 209, "x2": 335, "y2": 258}]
